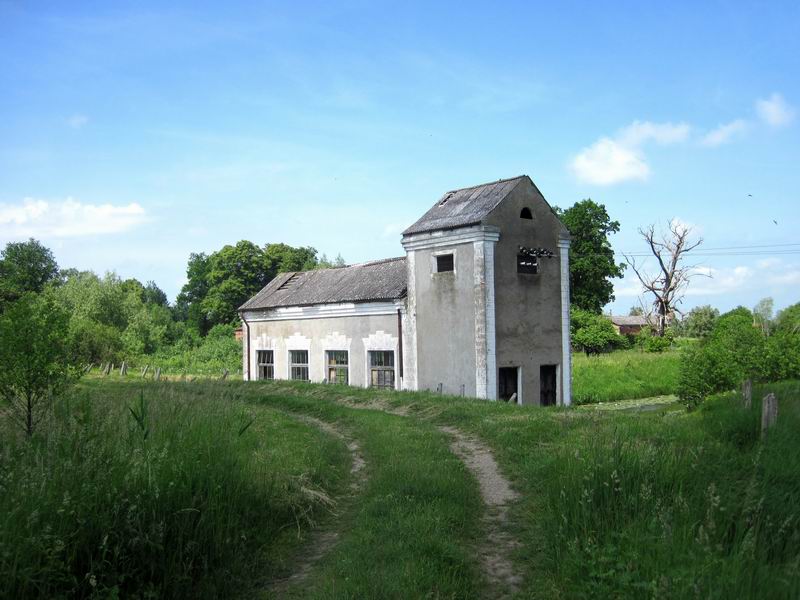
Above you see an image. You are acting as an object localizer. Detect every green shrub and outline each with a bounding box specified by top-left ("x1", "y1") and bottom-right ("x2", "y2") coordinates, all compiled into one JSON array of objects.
[
  {"x1": 644, "y1": 329, "x2": 673, "y2": 353},
  {"x1": 678, "y1": 305, "x2": 800, "y2": 406},
  {"x1": 571, "y1": 308, "x2": 624, "y2": 355}
]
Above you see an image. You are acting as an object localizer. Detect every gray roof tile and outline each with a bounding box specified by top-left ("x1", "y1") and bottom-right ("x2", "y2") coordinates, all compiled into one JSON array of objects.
[
  {"x1": 240, "y1": 257, "x2": 407, "y2": 311},
  {"x1": 403, "y1": 175, "x2": 526, "y2": 235}
]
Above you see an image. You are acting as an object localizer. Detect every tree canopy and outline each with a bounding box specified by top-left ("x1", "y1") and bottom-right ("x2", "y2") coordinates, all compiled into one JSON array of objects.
[
  {"x1": 556, "y1": 200, "x2": 625, "y2": 313},
  {"x1": 176, "y1": 241, "x2": 330, "y2": 334},
  {"x1": 0, "y1": 238, "x2": 59, "y2": 309},
  {"x1": 0, "y1": 293, "x2": 78, "y2": 435}
]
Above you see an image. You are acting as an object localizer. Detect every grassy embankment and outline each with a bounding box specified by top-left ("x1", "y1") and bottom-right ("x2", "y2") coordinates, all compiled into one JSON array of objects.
[{"x1": 572, "y1": 348, "x2": 681, "y2": 404}]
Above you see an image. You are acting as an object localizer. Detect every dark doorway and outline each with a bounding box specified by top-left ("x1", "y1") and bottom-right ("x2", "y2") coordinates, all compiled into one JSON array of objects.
[
  {"x1": 499, "y1": 367, "x2": 518, "y2": 402},
  {"x1": 540, "y1": 365, "x2": 557, "y2": 406}
]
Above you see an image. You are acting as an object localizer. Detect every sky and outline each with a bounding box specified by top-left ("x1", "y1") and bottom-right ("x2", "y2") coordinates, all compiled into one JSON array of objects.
[{"x1": 1, "y1": 0, "x2": 799, "y2": 315}]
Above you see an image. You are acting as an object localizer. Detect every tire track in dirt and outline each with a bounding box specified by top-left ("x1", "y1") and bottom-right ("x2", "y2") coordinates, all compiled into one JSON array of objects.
[
  {"x1": 323, "y1": 397, "x2": 525, "y2": 596},
  {"x1": 438, "y1": 425, "x2": 523, "y2": 598},
  {"x1": 267, "y1": 413, "x2": 366, "y2": 596}
]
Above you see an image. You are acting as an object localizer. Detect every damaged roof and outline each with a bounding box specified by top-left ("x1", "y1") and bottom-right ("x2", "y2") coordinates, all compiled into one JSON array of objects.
[
  {"x1": 403, "y1": 175, "x2": 527, "y2": 236},
  {"x1": 240, "y1": 257, "x2": 407, "y2": 311}
]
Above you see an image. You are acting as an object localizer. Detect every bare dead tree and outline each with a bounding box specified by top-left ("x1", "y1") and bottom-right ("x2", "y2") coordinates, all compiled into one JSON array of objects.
[{"x1": 624, "y1": 221, "x2": 704, "y2": 336}]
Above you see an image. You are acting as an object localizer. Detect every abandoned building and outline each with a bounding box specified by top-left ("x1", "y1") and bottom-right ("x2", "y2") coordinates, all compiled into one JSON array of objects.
[
  {"x1": 608, "y1": 314, "x2": 653, "y2": 336},
  {"x1": 239, "y1": 175, "x2": 573, "y2": 406}
]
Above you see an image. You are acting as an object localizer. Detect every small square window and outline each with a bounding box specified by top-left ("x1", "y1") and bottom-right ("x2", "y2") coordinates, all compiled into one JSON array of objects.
[
  {"x1": 435, "y1": 254, "x2": 454, "y2": 273},
  {"x1": 517, "y1": 254, "x2": 538, "y2": 274}
]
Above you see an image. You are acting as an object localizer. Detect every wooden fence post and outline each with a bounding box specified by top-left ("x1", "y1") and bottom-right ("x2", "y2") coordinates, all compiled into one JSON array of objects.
[
  {"x1": 154, "y1": 367, "x2": 161, "y2": 381},
  {"x1": 120, "y1": 361, "x2": 127, "y2": 376},
  {"x1": 742, "y1": 379, "x2": 752, "y2": 409},
  {"x1": 220, "y1": 369, "x2": 229, "y2": 381},
  {"x1": 761, "y1": 393, "x2": 778, "y2": 439},
  {"x1": 141, "y1": 365, "x2": 149, "y2": 378}
]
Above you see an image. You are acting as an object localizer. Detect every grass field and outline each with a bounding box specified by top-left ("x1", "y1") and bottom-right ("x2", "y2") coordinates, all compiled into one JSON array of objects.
[
  {"x1": 3, "y1": 376, "x2": 798, "y2": 598},
  {"x1": 572, "y1": 348, "x2": 681, "y2": 404},
  {"x1": 0, "y1": 382, "x2": 351, "y2": 599}
]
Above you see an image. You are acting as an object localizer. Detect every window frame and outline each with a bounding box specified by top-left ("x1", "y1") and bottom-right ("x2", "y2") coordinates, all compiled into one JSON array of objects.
[
  {"x1": 289, "y1": 349, "x2": 310, "y2": 381},
  {"x1": 256, "y1": 349, "x2": 274, "y2": 380},
  {"x1": 325, "y1": 350, "x2": 349, "y2": 385},
  {"x1": 368, "y1": 350, "x2": 395, "y2": 389},
  {"x1": 430, "y1": 248, "x2": 457, "y2": 276}
]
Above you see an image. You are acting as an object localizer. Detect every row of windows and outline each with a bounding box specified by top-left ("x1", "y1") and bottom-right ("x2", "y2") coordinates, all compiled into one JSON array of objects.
[{"x1": 256, "y1": 349, "x2": 395, "y2": 389}]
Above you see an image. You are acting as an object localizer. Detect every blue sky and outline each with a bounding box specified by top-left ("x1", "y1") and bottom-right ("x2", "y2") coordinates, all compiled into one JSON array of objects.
[{"x1": 1, "y1": 1, "x2": 798, "y2": 315}]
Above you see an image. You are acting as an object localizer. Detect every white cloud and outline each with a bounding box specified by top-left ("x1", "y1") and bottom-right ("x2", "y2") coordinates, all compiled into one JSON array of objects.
[
  {"x1": 757, "y1": 257, "x2": 781, "y2": 269},
  {"x1": 701, "y1": 119, "x2": 749, "y2": 146},
  {"x1": 768, "y1": 269, "x2": 800, "y2": 286},
  {"x1": 686, "y1": 265, "x2": 753, "y2": 296},
  {"x1": 570, "y1": 121, "x2": 689, "y2": 186},
  {"x1": 613, "y1": 276, "x2": 646, "y2": 298},
  {"x1": 618, "y1": 121, "x2": 691, "y2": 146},
  {"x1": 66, "y1": 114, "x2": 89, "y2": 129},
  {"x1": 0, "y1": 197, "x2": 148, "y2": 238},
  {"x1": 571, "y1": 139, "x2": 649, "y2": 185},
  {"x1": 756, "y1": 93, "x2": 795, "y2": 127}
]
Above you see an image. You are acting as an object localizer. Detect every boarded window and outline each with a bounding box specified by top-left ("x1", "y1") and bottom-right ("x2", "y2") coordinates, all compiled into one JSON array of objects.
[
  {"x1": 369, "y1": 350, "x2": 395, "y2": 389},
  {"x1": 517, "y1": 254, "x2": 538, "y2": 274},
  {"x1": 435, "y1": 254, "x2": 454, "y2": 273},
  {"x1": 326, "y1": 350, "x2": 349, "y2": 385},
  {"x1": 289, "y1": 350, "x2": 309, "y2": 381},
  {"x1": 256, "y1": 350, "x2": 274, "y2": 380},
  {"x1": 520, "y1": 207, "x2": 533, "y2": 220}
]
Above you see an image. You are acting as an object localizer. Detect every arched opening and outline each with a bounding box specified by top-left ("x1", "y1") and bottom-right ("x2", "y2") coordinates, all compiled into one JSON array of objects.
[{"x1": 520, "y1": 207, "x2": 533, "y2": 220}]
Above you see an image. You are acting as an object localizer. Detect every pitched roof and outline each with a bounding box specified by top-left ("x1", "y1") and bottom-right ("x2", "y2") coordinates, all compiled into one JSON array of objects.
[
  {"x1": 608, "y1": 315, "x2": 652, "y2": 327},
  {"x1": 402, "y1": 175, "x2": 527, "y2": 236},
  {"x1": 239, "y1": 257, "x2": 407, "y2": 311}
]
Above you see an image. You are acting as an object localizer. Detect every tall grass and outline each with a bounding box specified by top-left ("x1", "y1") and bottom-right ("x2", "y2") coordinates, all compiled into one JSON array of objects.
[
  {"x1": 572, "y1": 348, "x2": 681, "y2": 403},
  {"x1": 260, "y1": 376, "x2": 799, "y2": 598},
  {"x1": 538, "y1": 381, "x2": 800, "y2": 598},
  {"x1": 0, "y1": 382, "x2": 348, "y2": 599}
]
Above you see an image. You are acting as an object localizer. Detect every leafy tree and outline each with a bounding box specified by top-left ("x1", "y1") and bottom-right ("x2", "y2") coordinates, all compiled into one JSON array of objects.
[
  {"x1": 682, "y1": 305, "x2": 719, "y2": 339},
  {"x1": 202, "y1": 241, "x2": 272, "y2": 327},
  {"x1": 763, "y1": 302, "x2": 800, "y2": 382},
  {"x1": 628, "y1": 306, "x2": 644, "y2": 316},
  {"x1": 753, "y1": 297, "x2": 774, "y2": 335},
  {"x1": 678, "y1": 306, "x2": 770, "y2": 407},
  {"x1": 174, "y1": 252, "x2": 212, "y2": 334},
  {"x1": 263, "y1": 243, "x2": 319, "y2": 276},
  {"x1": 317, "y1": 253, "x2": 347, "y2": 269},
  {"x1": 176, "y1": 241, "x2": 331, "y2": 333},
  {"x1": 0, "y1": 294, "x2": 78, "y2": 436},
  {"x1": 775, "y1": 302, "x2": 800, "y2": 334},
  {"x1": 0, "y1": 238, "x2": 59, "y2": 309},
  {"x1": 570, "y1": 308, "x2": 624, "y2": 355},
  {"x1": 122, "y1": 304, "x2": 173, "y2": 356},
  {"x1": 143, "y1": 280, "x2": 169, "y2": 307},
  {"x1": 556, "y1": 200, "x2": 625, "y2": 313}
]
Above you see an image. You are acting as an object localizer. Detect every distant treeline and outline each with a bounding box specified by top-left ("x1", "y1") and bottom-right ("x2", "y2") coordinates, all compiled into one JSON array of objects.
[{"x1": 0, "y1": 238, "x2": 343, "y2": 368}]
